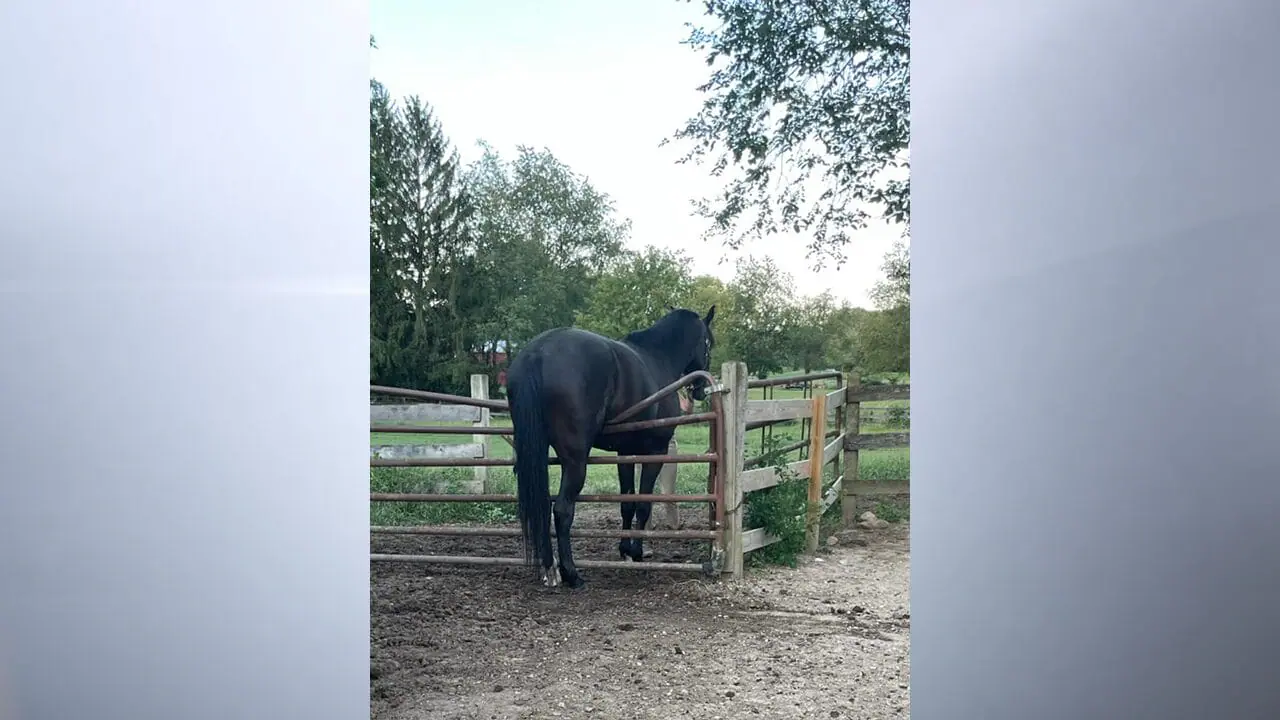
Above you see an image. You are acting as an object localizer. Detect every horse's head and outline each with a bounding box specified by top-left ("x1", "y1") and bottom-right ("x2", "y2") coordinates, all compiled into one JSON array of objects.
[
  {"x1": 680, "y1": 305, "x2": 716, "y2": 401},
  {"x1": 629, "y1": 306, "x2": 718, "y2": 405}
]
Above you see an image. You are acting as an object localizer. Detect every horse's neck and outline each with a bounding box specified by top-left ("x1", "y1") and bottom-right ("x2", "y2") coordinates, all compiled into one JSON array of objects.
[{"x1": 623, "y1": 339, "x2": 686, "y2": 386}]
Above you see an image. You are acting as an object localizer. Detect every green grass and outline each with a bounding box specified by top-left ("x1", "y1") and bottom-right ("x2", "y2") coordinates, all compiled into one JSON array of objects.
[
  {"x1": 370, "y1": 420, "x2": 909, "y2": 527},
  {"x1": 871, "y1": 500, "x2": 910, "y2": 523},
  {"x1": 370, "y1": 467, "x2": 520, "y2": 526}
]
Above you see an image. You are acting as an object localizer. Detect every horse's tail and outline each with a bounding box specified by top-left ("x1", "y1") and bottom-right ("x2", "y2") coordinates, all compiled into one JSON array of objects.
[{"x1": 509, "y1": 355, "x2": 553, "y2": 566}]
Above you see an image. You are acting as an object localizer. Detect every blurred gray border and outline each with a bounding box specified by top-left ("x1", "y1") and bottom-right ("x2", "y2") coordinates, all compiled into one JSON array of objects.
[
  {"x1": 0, "y1": 1, "x2": 369, "y2": 718},
  {"x1": 3, "y1": 0, "x2": 1280, "y2": 718},
  {"x1": 914, "y1": 0, "x2": 1280, "y2": 717}
]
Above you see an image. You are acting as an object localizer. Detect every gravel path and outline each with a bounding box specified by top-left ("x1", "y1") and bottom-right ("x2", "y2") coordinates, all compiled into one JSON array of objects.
[{"x1": 371, "y1": 508, "x2": 910, "y2": 719}]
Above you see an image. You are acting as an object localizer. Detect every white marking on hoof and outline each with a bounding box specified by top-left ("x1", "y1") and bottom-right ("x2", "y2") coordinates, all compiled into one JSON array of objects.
[
  {"x1": 621, "y1": 555, "x2": 634, "y2": 563},
  {"x1": 541, "y1": 567, "x2": 560, "y2": 588}
]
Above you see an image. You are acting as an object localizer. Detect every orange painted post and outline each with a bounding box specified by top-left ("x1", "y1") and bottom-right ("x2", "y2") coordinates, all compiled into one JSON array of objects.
[{"x1": 804, "y1": 392, "x2": 828, "y2": 552}]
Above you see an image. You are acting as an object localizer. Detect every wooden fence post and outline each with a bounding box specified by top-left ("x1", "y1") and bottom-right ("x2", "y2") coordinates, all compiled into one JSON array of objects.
[
  {"x1": 654, "y1": 438, "x2": 680, "y2": 530},
  {"x1": 470, "y1": 374, "x2": 491, "y2": 493},
  {"x1": 841, "y1": 370, "x2": 862, "y2": 529},
  {"x1": 805, "y1": 391, "x2": 828, "y2": 552},
  {"x1": 835, "y1": 369, "x2": 847, "y2": 483},
  {"x1": 720, "y1": 361, "x2": 748, "y2": 580}
]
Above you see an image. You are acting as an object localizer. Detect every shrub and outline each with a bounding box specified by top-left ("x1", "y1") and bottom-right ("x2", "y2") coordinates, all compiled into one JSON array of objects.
[{"x1": 742, "y1": 438, "x2": 818, "y2": 568}]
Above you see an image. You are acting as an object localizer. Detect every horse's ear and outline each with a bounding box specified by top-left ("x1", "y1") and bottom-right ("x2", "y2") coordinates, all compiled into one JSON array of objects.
[
  {"x1": 704, "y1": 305, "x2": 716, "y2": 325},
  {"x1": 665, "y1": 304, "x2": 676, "y2": 312}
]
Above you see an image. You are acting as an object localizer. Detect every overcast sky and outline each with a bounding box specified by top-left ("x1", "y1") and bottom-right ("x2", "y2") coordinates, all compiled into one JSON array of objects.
[{"x1": 370, "y1": 0, "x2": 904, "y2": 308}]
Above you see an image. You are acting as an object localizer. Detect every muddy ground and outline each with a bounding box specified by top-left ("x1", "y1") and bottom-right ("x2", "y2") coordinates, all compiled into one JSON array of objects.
[{"x1": 371, "y1": 506, "x2": 910, "y2": 720}]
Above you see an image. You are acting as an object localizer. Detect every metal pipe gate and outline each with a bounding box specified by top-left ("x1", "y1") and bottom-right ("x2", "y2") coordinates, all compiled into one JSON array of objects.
[{"x1": 369, "y1": 370, "x2": 729, "y2": 575}]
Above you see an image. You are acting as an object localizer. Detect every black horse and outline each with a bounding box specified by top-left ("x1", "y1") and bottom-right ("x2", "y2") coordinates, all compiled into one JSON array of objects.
[{"x1": 506, "y1": 306, "x2": 716, "y2": 589}]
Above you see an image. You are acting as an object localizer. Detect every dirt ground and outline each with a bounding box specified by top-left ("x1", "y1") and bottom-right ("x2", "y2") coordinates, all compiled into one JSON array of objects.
[{"x1": 371, "y1": 506, "x2": 911, "y2": 720}]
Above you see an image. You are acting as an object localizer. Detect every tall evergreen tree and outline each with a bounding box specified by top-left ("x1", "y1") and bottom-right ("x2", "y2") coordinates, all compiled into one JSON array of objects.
[
  {"x1": 369, "y1": 79, "x2": 480, "y2": 392},
  {"x1": 369, "y1": 78, "x2": 413, "y2": 384}
]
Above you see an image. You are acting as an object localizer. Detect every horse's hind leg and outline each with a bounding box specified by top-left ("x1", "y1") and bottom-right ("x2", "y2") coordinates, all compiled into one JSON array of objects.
[
  {"x1": 628, "y1": 460, "x2": 664, "y2": 561},
  {"x1": 539, "y1": 512, "x2": 558, "y2": 588},
  {"x1": 553, "y1": 454, "x2": 589, "y2": 589}
]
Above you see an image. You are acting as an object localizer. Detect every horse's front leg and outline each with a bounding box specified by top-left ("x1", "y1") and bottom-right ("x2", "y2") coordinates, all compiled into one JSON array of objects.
[{"x1": 617, "y1": 462, "x2": 638, "y2": 560}]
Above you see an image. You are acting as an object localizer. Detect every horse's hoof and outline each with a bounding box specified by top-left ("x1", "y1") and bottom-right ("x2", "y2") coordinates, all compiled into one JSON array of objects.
[
  {"x1": 621, "y1": 554, "x2": 634, "y2": 562},
  {"x1": 540, "y1": 568, "x2": 560, "y2": 588},
  {"x1": 559, "y1": 565, "x2": 585, "y2": 589}
]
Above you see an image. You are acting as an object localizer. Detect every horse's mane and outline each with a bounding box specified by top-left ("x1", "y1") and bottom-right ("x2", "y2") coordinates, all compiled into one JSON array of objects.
[{"x1": 622, "y1": 309, "x2": 703, "y2": 354}]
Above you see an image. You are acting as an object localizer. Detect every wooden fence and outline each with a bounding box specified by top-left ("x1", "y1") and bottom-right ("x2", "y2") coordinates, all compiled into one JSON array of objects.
[
  {"x1": 369, "y1": 374, "x2": 492, "y2": 492},
  {"x1": 719, "y1": 362, "x2": 910, "y2": 578},
  {"x1": 369, "y1": 363, "x2": 910, "y2": 580},
  {"x1": 857, "y1": 406, "x2": 911, "y2": 424}
]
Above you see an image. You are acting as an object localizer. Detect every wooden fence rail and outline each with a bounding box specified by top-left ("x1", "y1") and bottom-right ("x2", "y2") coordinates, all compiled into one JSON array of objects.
[
  {"x1": 370, "y1": 375, "x2": 492, "y2": 492},
  {"x1": 840, "y1": 371, "x2": 910, "y2": 528},
  {"x1": 369, "y1": 363, "x2": 909, "y2": 580},
  {"x1": 723, "y1": 362, "x2": 910, "y2": 577}
]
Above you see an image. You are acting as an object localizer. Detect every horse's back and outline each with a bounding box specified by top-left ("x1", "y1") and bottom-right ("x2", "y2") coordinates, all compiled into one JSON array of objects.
[
  {"x1": 508, "y1": 326, "x2": 677, "y2": 448},
  {"x1": 508, "y1": 327, "x2": 619, "y2": 425},
  {"x1": 511, "y1": 327, "x2": 617, "y2": 381}
]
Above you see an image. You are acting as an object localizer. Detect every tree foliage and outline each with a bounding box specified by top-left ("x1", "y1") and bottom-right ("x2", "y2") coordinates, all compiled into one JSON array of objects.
[
  {"x1": 670, "y1": 0, "x2": 910, "y2": 264},
  {"x1": 369, "y1": 80, "x2": 481, "y2": 391},
  {"x1": 575, "y1": 246, "x2": 696, "y2": 340},
  {"x1": 862, "y1": 238, "x2": 909, "y2": 373},
  {"x1": 822, "y1": 303, "x2": 869, "y2": 369},
  {"x1": 787, "y1": 292, "x2": 838, "y2": 373},
  {"x1": 857, "y1": 304, "x2": 908, "y2": 373},
  {"x1": 466, "y1": 144, "x2": 629, "y2": 355},
  {"x1": 369, "y1": 35, "x2": 909, "y2": 392},
  {"x1": 684, "y1": 275, "x2": 738, "y2": 368},
  {"x1": 723, "y1": 255, "x2": 796, "y2": 378},
  {"x1": 869, "y1": 237, "x2": 909, "y2": 310}
]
